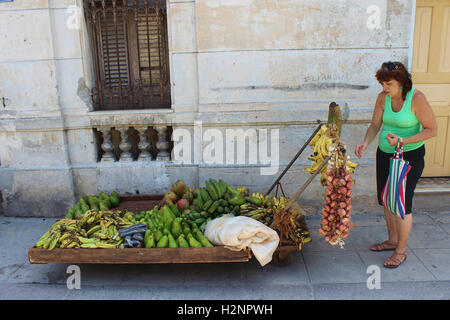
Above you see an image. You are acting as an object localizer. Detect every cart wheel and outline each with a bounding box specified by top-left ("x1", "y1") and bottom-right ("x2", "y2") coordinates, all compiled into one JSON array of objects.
[{"x1": 271, "y1": 250, "x2": 292, "y2": 267}]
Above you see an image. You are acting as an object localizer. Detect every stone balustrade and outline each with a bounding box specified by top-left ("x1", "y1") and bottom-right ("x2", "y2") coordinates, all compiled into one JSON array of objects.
[{"x1": 95, "y1": 125, "x2": 172, "y2": 162}]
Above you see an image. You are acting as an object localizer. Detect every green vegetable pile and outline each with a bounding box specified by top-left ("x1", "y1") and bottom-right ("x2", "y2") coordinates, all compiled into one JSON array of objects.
[
  {"x1": 65, "y1": 191, "x2": 120, "y2": 219},
  {"x1": 132, "y1": 205, "x2": 213, "y2": 248},
  {"x1": 164, "y1": 179, "x2": 249, "y2": 231}
]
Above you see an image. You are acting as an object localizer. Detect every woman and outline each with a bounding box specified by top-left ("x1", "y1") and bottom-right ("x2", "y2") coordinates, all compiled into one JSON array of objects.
[{"x1": 355, "y1": 61, "x2": 437, "y2": 268}]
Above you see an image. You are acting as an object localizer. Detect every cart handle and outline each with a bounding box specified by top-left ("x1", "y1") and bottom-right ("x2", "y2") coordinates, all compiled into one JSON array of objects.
[{"x1": 284, "y1": 155, "x2": 331, "y2": 211}]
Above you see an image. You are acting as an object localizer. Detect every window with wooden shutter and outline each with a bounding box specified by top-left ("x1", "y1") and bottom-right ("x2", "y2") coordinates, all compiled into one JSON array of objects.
[{"x1": 84, "y1": 0, "x2": 171, "y2": 110}]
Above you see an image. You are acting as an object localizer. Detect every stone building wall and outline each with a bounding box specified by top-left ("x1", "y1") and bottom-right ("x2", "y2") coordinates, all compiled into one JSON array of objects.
[{"x1": 0, "y1": 0, "x2": 414, "y2": 217}]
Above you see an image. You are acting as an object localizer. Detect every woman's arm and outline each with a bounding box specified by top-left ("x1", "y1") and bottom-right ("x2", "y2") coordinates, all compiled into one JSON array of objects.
[
  {"x1": 363, "y1": 93, "x2": 384, "y2": 144},
  {"x1": 355, "y1": 92, "x2": 384, "y2": 158},
  {"x1": 405, "y1": 92, "x2": 437, "y2": 144},
  {"x1": 386, "y1": 91, "x2": 437, "y2": 146}
]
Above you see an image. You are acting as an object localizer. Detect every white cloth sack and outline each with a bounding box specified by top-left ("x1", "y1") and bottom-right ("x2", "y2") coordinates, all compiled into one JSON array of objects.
[{"x1": 204, "y1": 214, "x2": 280, "y2": 267}]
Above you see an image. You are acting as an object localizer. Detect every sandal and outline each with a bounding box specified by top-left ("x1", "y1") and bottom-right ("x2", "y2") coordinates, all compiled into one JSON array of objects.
[
  {"x1": 383, "y1": 251, "x2": 407, "y2": 269},
  {"x1": 370, "y1": 240, "x2": 397, "y2": 252}
]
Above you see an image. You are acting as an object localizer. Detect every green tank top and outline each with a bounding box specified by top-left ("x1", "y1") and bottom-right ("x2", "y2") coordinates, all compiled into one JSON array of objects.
[{"x1": 378, "y1": 88, "x2": 424, "y2": 153}]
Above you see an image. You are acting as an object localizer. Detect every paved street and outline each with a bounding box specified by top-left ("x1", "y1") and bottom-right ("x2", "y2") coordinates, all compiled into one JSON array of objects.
[{"x1": 1, "y1": 211, "x2": 449, "y2": 300}]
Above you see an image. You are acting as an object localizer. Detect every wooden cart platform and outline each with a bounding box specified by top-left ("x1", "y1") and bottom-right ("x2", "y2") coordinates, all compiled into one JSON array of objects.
[
  {"x1": 28, "y1": 247, "x2": 253, "y2": 264},
  {"x1": 28, "y1": 245, "x2": 298, "y2": 265}
]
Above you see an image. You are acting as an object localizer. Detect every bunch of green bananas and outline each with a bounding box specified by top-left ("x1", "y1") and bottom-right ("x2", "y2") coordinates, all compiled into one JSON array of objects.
[
  {"x1": 305, "y1": 125, "x2": 335, "y2": 181},
  {"x1": 346, "y1": 159, "x2": 358, "y2": 173},
  {"x1": 191, "y1": 180, "x2": 243, "y2": 220},
  {"x1": 236, "y1": 186, "x2": 249, "y2": 196},
  {"x1": 239, "y1": 202, "x2": 261, "y2": 214},
  {"x1": 271, "y1": 196, "x2": 290, "y2": 211},
  {"x1": 246, "y1": 192, "x2": 272, "y2": 208},
  {"x1": 287, "y1": 213, "x2": 312, "y2": 250},
  {"x1": 35, "y1": 219, "x2": 80, "y2": 250},
  {"x1": 306, "y1": 124, "x2": 359, "y2": 186},
  {"x1": 35, "y1": 221, "x2": 65, "y2": 250},
  {"x1": 238, "y1": 195, "x2": 296, "y2": 226},
  {"x1": 35, "y1": 210, "x2": 136, "y2": 250},
  {"x1": 240, "y1": 203, "x2": 274, "y2": 226},
  {"x1": 65, "y1": 191, "x2": 121, "y2": 219}
]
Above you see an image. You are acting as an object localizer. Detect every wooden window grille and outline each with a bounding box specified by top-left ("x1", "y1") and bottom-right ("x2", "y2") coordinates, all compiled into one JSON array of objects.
[{"x1": 84, "y1": 0, "x2": 171, "y2": 110}]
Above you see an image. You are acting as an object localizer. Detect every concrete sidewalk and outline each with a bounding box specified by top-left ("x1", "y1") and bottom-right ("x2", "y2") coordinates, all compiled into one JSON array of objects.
[{"x1": 0, "y1": 211, "x2": 449, "y2": 300}]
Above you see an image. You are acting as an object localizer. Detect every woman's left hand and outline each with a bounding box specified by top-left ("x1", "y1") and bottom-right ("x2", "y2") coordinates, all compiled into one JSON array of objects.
[{"x1": 386, "y1": 132, "x2": 399, "y2": 146}]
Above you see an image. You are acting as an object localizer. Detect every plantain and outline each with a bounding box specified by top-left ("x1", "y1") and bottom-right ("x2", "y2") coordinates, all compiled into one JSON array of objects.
[
  {"x1": 218, "y1": 179, "x2": 228, "y2": 197},
  {"x1": 81, "y1": 242, "x2": 98, "y2": 248},
  {"x1": 240, "y1": 203, "x2": 253, "y2": 210},
  {"x1": 87, "y1": 225, "x2": 101, "y2": 237},
  {"x1": 92, "y1": 232, "x2": 109, "y2": 240},
  {"x1": 205, "y1": 181, "x2": 219, "y2": 201},
  {"x1": 79, "y1": 229, "x2": 88, "y2": 238},
  {"x1": 36, "y1": 230, "x2": 52, "y2": 248},
  {"x1": 60, "y1": 237, "x2": 76, "y2": 248},
  {"x1": 43, "y1": 231, "x2": 58, "y2": 249},
  {"x1": 58, "y1": 232, "x2": 73, "y2": 242},
  {"x1": 67, "y1": 241, "x2": 79, "y2": 248},
  {"x1": 244, "y1": 209, "x2": 266, "y2": 216},
  {"x1": 60, "y1": 240, "x2": 70, "y2": 248},
  {"x1": 313, "y1": 139, "x2": 322, "y2": 154},
  {"x1": 66, "y1": 222, "x2": 80, "y2": 231},
  {"x1": 309, "y1": 131, "x2": 321, "y2": 146},
  {"x1": 107, "y1": 225, "x2": 116, "y2": 237},
  {"x1": 48, "y1": 232, "x2": 60, "y2": 250},
  {"x1": 209, "y1": 179, "x2": 222, "y2": 199},
  {"x1": 51, "y1": 219, "x2": 69, "y2": 228},
  {"x1": 95, "y1": 242, "x2": 118, "y2": 248},
  {"x1": 78, "y1": 236, "x2": 96, "y2": 244},
  {"x1": 79, "y1": 210, "x2": 92, "y2": 225},
  {"x1": 318, "y1": 138, "x2": 328, "y2": 158},
  {"x1": 249, "y1": 213, "x2": 265, "y2": 221},
  {"x1": 305, "y1": 167, "x2": 315, "y2": 174},
  {"x1": 347, "y1": 160, "x2": 358, "y2": 168}
]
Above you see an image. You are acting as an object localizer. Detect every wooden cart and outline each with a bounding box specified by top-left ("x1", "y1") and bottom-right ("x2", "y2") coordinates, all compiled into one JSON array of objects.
[
  {"x1": 29, "y1": 112, "x2": 342, "y2": 267},
  {"x1": 28, "y1": 194, "x2": 299, "y2": 266}
]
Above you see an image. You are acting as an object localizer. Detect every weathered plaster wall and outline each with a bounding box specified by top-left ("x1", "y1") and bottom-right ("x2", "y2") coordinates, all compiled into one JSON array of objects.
[
  {"x1": 167, "y1": 0, "x2": 413, "y2": 215},
  {"x1": 0, "y1": 0, "x2": 83, "y2": 216},
  {"x1": 0, "y1": 0, "x2": 415, "y2": 217}
]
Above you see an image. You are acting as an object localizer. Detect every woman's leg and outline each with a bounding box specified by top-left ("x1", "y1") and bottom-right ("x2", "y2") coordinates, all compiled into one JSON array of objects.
[
  {"x1": 370, "y1": 206, "x2": 399, "y2": 250},
  {"x1": 371, "y1": 148, "x2": 398, "y2": 251},
  {"x1": 384, "y1": 214, "x2": 411, "y2": 267},
  {"x1": 384, "y1": 145, "x2": 424, "y2": 265},
  {"x1": 384, "y1": 206, "x2": 399, "y2": 245},
  {"x1": 395, "y1": 214, "x2": 412, "y2": 253}
]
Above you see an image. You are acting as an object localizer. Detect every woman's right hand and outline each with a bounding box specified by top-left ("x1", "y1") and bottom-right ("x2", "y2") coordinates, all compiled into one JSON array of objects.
[{"x1": 355, "y1": 141, "x2": 368, "y2": 159}]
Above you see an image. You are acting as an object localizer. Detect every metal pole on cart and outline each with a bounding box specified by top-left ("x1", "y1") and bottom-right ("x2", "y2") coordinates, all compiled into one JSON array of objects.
[
  {"x1": 264, "y1": 119, "x2": 323, "y2": 197},
  {"x1": 284, "y1": 155, "x2": 331, "y2": 212}
]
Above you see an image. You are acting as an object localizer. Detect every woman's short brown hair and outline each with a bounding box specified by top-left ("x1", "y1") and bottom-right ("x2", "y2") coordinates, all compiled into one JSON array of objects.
[{"x1": 375, "y1": 61, "x2": 412, "y2": 100}]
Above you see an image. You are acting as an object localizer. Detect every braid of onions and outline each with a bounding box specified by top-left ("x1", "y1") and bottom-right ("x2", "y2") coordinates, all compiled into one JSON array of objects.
[{"x1": 318, "y1": 138, "x2": 355, "y2": 247}]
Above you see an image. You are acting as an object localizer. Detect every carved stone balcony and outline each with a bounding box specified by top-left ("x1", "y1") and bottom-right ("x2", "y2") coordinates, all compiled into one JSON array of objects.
[{"x1": 93, "y1": 125, "x2": 172, "y2": 162}]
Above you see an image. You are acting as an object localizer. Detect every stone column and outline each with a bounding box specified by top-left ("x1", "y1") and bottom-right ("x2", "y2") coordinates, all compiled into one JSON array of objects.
[
  {"x1": 155, "y1": 126, "x2": 170, "y2": 161},
  {"x1": 117, "y1": 127, "x2": 133, "y2": 161},
  {"x1": 99, "y1": 127, "x2": 116, "y2": 162},
  {"x1": 136, "y1": 126, "x2": 152, "y2": 161}
]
